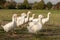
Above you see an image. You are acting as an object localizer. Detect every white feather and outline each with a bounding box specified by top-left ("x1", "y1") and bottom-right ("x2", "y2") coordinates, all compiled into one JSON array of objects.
[
  {"x1": 17, "y1": 13, "x2": 26, "y2": 26},
  {"x1": 27, "y1": 15, "x2": 43, "y2": 33},
  {"x1": 1, "y1": 14, "x2": 17, "y2": 32},
  {"x1": 42, "y1": 12, "x2": 51, "y2": 24},
  {"x1": 29, "y1": 14, "x2": 35, "y2": 21},
  {"x1": 25, "y1": 11, "x2": 31, "y2": 23}
]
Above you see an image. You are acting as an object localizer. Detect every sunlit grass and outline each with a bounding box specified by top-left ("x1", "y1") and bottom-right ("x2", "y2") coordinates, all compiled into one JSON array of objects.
[{"x1": 0, "y1": 9, "x2": 60, "y2": 40}]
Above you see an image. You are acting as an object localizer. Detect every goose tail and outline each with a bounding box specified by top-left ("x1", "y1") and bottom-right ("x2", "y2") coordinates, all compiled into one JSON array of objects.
[
  {"x1": 1, "y1": 25, "x2": 3, "y2": 26},
  {"x1": 1, "y1": 25, "x2": 4, "y2": 28}
]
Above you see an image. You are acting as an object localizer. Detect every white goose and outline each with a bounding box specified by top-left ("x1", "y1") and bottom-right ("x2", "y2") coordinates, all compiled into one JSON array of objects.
[
  {"x1": 27, "y1": 15, "x2": 43, "y2": 33},
  {"x1": 42, "y1": 12, "x2": 51, "y2": 24},
  {"x1": 17, "y1": 13, "x2": 26, "y2": 27},
  {"x1": 29, "y1": 14, "x2": 35, "y2": 22},
  {"x1": 1, "y1": 14, "x2": 17, "y2": 32},
  {"x1": 25, "y1": 11, "x2": 31, "y2": 23}
]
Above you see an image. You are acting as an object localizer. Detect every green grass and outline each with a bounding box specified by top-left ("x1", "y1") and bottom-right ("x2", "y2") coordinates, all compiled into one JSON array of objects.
[{"x1": 0, "y1": 9, "x2": 60, "y2": 40}]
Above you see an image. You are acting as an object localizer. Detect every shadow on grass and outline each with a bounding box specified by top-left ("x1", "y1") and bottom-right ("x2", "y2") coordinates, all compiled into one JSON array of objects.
[{"x1": 0, "y1": 23, "x2": 60, "y2": 40}]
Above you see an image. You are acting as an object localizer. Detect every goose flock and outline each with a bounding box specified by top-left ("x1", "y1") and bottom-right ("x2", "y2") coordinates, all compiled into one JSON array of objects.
[{"x1": 1, "y1": 11, "x2": 51, "y2": 34}]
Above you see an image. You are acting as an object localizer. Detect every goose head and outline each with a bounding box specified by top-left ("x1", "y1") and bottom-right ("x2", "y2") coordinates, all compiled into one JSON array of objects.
[
  {"x1": 48, "y1": 12, "x2": 51, "y2": 15},
  {"x1": 12, "y1": 14, "x2": 17, "y2": 18},
  {"x1": 38, "y1": 14, "x2": 43, "y2": 18},
  {"x1": 12, "y1": 14, "x2": 17, "y2": 21},
  {"x1": 32, "y1": 14, "x2": 35, "y2": 19},
  {"x1": 32, "y1": 14, "x2": 35, "y2": 16},
  {"x1": 38, "y1": 14, "x2": 43, "y2": 23},
  {"x1": 27, "y1": 11, "x2": 31, "y2": 15},
  {"x1": 21, "y1": 13, "x2": 26, "y2": 17},
  {"x1": 26, "y1": 11, "x2": 31, "y2": 18}
]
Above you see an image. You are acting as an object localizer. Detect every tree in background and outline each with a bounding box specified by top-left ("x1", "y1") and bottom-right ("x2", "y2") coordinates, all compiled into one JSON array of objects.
[
  {"x1": 32, "y1": 2, "x2": 38, "y2": 9},
  {"x1": 4, "y1": 0, "x2": 16, "y2": 9},
  {"x1": 4, "y1": 1, "x2": 10, "y2": 9},
  {"x1": 0, "y1": 0, "x2": 6, "y2": 9},
  {"x1": 2, "y1": 0, "x2": 60, "y2": 10},
  {"x1": 32, "y1": 0, "x2": 45, "y2": 9},
  {"x1": 9, "y1": 1, "x2": 16, "y2": 9},
  {"x1": 46, "y1": 2, "x2": 53, "y2": 9},
  {"x1": 21, "y1": 0, "x2": 31, "y2": 9},
  {"x1": 56, "y1": 2, "x2": 60, "y2": 10},
  {"x1": 37, "y1": 0, "x2": 45, "y2": 9},
  {"x1": 16, "y1": 3, "x2": 22, "y2": 9}
]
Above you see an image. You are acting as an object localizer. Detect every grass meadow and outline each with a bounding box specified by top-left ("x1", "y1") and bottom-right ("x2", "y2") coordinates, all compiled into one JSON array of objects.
[{"x1": 0, "y1": 9, "x2": 60, "y2": 40}]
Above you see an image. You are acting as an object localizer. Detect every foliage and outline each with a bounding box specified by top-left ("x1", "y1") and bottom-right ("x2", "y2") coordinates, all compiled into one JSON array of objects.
[
  {"x1": 4, "y1": 1, "x2": 16, "y2": 9},
  {"x1": 17, "y1": 3, "x2": 21, "y2": 9},
  {"x1": 37, "y1": 0, "x2": 45, "y2": 9},
  {"x1": 46, "y1": 2, "x2": 53, "y2": 9},
  {"x1": 56, "y1": 2, "x2": 60, "y2": 10},
  {"x1": 32, "y1": 0, "x2": 45, "y2": 9},
  {"x1": 21, "y1": 0, "x2": 31, "y2": 9},
  {"x1": 0, "y1": 0, "x2": 60, "y2": 10},
  {"x1": 0, "y1": 0, "x2": 6, "y2": 9},
  {"x1": 32, "y1": 2, "x2": 38, "y2": 9},
  {"x1": 0, "y1": 0, "x2": 6, "y2": 5}
]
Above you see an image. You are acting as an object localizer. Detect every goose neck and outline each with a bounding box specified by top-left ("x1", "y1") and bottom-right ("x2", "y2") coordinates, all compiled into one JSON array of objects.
[
  {"x1": 12, "y1": 17, "x2": 16, "y2": 23},
  {"x1": 32, "y1": 15, "x2": 34, "y2": 18},
  {"x1": 38, "y1": 17, "x2": 42, "y2": 24},
  {"x1": 47, "y1": 13, "x2": 50, "y2": 19}
]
